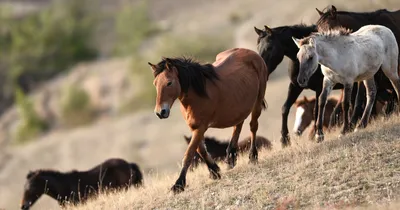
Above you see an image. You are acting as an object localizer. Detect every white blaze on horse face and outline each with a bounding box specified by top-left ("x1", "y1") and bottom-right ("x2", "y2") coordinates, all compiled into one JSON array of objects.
[{"x1": 293, "y1": 106, "x2": 305, "y2": 132}]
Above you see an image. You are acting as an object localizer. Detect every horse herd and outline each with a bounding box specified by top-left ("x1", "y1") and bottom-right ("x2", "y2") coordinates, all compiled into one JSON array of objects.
[{"x1": 19, "y1": 5, "x2": 400, "y2": 209}]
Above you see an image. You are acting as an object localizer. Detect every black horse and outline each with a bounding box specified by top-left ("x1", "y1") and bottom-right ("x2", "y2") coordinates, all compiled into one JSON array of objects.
[
  {"x1": 20, "y1": 158, "x2": 143, "y2": 210},
  {"x1": 254, "y1": 24, "x2": 393, "y2": 147},
  {"x1": 315, "y1": 5, "x2": 400, "y2": 122}
]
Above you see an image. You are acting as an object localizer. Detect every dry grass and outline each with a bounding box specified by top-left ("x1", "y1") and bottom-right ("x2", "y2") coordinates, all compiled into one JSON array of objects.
[{"x1": 68, "y1": 116, "x2": 400, "y2": 210}]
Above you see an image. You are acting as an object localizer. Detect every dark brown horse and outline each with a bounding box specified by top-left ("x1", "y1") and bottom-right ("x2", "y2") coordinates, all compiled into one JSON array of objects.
[
  {"x1": 20, "y1": 158, "x2": 143, "y2": 210},
  {"x1": 148, "y1": 48, "x2": 269, "y2": 193},
  {"x1": 183, "y1": 135, "x2": 272, "y2": 169},
  {"x1": 315, "y1": 5, "x2": 400, "y2": 126}
]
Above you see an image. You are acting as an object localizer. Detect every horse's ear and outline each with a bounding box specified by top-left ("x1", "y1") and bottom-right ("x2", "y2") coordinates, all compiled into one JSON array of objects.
[
  {"x1": 303, "y1": 95, "x2": 308, "y2": 102},
  {"x1": 183, "y1": 135, "x2": 191, "y2": 144},
  {"x1": 315, "y1": 8, "x2": 323, "y2": 16},
  {"x1": 292, "y1": 37, "x2": 301, "y2": 48},
  {"x1": 254, "y1": 26, "x2": 264, "y2": 36},
  {"x1": 26, "y1": 171, "x2": 36, "y2": 179},
  {"x1": 309, "y1": 37, "x2": 315, "y2": 46},
  {"x1": 148, "y1": 62, "x2": 156, "y2": 72},
  {"x1": 330, "y1": 5, "x2": 337, "y2": 18},
  {"x1": 264, "y1": 25, "x2": 273, "y2": 35}
]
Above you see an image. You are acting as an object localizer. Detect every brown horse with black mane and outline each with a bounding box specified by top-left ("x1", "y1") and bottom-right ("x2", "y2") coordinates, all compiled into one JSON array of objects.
[
  {"x1": 20, "y1": 158, "x2": 143, "y2": 210},
  {"x1": 148, "y1": 48, "x2": 269, "y2": 193},
  {"x1": 183, "y1": 135, "x2": 272, "y2": 169}
]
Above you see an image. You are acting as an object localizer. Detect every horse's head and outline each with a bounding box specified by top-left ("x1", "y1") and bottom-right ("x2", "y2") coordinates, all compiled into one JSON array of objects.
[
  {"x1": 148, "y1": 57, "x2": 181, "y2": 119},
  {"x1": 293, "y1": 96, "x2": 314, "y2": 136},
  {"x1": 292, "y1": 36, "x2": 319, "y2": 87},
  {"x1": 254, "y1": 25, "x2": 284, "y2": 71},
  {"x1": 21, "y1": 171, "x2": 47, "y2": 210},
  {"x1": 316, "y1": 5, "x2": 357, "y2": 32}
]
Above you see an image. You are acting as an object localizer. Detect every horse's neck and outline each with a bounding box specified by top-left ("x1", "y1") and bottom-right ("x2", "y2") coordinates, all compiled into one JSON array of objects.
[
  {"x1": 41, "y1": 173, "x2": 72, "y2": 202},
  {"x1": 315, "y1": 37, "x2": 347, "y2": 70}
]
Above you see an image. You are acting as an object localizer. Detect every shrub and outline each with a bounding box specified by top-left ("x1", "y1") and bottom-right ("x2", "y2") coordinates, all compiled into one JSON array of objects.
[
  {"x1": 60, "y1": 85, "x2": 95, "y2": 127},
  {"x1": 114, "y1": 1, "x2": 159, "y2": 56},
  {"x1": 0, "y1": 0, "x2": 98, "y2": 115},
  {"x1": 14, "y1": 88, "x2": 48, "y2": 143}
]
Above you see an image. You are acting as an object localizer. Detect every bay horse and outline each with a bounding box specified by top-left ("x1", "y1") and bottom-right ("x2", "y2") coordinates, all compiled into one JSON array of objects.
[
  {"x1": 254, "y1": 24, "x2": 360, "y2": 145},
  {"x1": 315, "y1": 5, "x2": 400, "y2": 122},
  {"x1": 148, "y1": 48, "x2": 268, "y2": 193},
  {"x1": 293, "y1": 25, "x2": 400, "y2": 142},
  {"x1": 183, "y1": 135, "x2": 272, "y2": 170},
  {"x1": 293, "y1": 95, "x2": 341, "y2": 137},
  {"x1": 293, "y1": 95, "x2": 388, "y2": 137},
  {"x1": 20, "y1": 158, "x2": 143, "y2": 210}
]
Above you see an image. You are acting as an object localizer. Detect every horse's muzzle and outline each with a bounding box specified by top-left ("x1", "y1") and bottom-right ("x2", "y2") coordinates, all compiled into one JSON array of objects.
[
  {"x1": 155, "y1": 109, "x2": 170, "y2": 119},
  {"x1": 20, "y1": 204, "x2": 30, "y2": 210}
]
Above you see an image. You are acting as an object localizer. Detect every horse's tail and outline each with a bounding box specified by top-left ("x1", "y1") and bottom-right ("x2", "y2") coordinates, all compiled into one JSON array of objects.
[
  {"x1": 261, "y1": 99, "x2": 268, "y2": 110},
  {"x1": 258, "y1": 56, "x2": 269, "y2": 111},
  {"x1": 129, "y1": 163, "x2": 143, "y2": 187}
]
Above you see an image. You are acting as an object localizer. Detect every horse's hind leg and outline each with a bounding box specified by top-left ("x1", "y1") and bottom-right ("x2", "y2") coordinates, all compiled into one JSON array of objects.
[
  {"x1": 197, "y1": 141, "x2": 221, "y2": 179},
  {"x1": 249, "y1": 102, "x2": 263, "y2": 164},
  {"x1": 356, "y1": 79, "x2": 377, "y2": 130},
  {"x1": 381, "y1": 58, "x2": 400, "y2": 114},
  {"x1": 226, "y1": 121, "x2": 244, "y2": 169}
]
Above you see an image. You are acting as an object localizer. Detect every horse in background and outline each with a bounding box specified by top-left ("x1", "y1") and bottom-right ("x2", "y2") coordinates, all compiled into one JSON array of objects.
[
  {"x1": 315, "y1": 5, "x2": 400, "y2": 123},
  {"x1": 20, "y1": 158, "x2": 143, "y2": 210},
  {"x1": 148, "y1": 48, "x2": 269, "y2": 193},
  {"x1": 293, "y1": 25, "x2": 400, "y2": 142},
  {"x1": 183, "y1": 135, "x2": 272, "y2": 169},
  {"x1": 293, "y1": 95, "x2": 341, "y2": 138}
]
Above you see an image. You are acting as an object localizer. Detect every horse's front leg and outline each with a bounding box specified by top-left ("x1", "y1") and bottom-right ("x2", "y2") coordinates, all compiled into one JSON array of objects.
[
  {"x1": 356, "y1": 79, "x2": 377, "y2": 131},
  {"x1": 350, "y1": 82, "x2": 365, "y2": 128},
  {"x1": 315, "y1": 78, "x2": 334, "y2": 142},
  {"x1": 308, "y1": 89, "x2": 322, "y2": 140},
  {"x1": 196, "y1": 141, "x2": 221, "y2": 179},
  {"x1": 171, "y1": 127, "x2": 207, "y2": 194},
  {"x1": 281, "y1": 83, "x2": 303, "y2": 147},
  {"x1": 226, "y1": 121, "x2": 244, "y2": 169},
  {"x1": 340, "y1": 83, "x2": 354, "y2": 135}
]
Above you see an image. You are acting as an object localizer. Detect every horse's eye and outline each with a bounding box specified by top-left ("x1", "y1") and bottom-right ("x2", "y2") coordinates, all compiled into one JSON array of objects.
[
  {"x1": 308, "y1": 56, "x2": 313, "y2": 60},
  {"x1": 167, "y1": 81, "x2": 172, "y2": 86}
]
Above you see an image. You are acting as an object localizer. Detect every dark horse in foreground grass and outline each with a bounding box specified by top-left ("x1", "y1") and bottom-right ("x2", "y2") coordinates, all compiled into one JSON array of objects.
[
  {"x1": 183, "y1": 135, "x2": 272, "y2": 169},
  {"x1": 148, "y1": 48, "x2": 269, "y2": 193},
  {"x1": 20, "y1": 158, "x2": 143, "y2": 210}
]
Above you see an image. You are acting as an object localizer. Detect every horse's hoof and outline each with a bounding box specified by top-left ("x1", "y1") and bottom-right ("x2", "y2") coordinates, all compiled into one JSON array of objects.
[
  {"x1": 249, "y1": 157, "x2": 258, "y2": 164},
  {"x1": 280, "y1": 136, "x2": 291, "y2": 148},
  {"x1": 353, "y1": 128, "x2": 359, "y2": 133},
  {"x1": 225, "y1": 152, "x2": 237, "y2": 169},
  {"x1": 209, "y1": 170, "x2": 221, "y2": 180},
  {"x1": 315, "y1": 134, "x2": 324, "y2": 143},
  {"x1": 171, "y1": 184, "x2": 185, "y2": 194}
]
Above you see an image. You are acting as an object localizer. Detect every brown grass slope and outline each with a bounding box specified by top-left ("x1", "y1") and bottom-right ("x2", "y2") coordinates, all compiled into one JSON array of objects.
[{"x1": 68, "y1": 116, "x2": 400, "y2": 210}]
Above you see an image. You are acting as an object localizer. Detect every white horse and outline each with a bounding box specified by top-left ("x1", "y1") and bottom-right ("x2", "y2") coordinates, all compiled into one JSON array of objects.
[{"x1": 292, "y1": 25, "x2": 400, "y2": 142}]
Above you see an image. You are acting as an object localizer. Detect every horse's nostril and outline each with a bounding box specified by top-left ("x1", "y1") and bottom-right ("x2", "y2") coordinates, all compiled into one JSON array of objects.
[{"x1": 160, "y1": 109, "x2": 166, "y2": 116}]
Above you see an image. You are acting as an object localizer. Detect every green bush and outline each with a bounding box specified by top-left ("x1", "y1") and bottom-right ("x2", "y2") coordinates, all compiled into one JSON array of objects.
[
  {"x1": 60, "y1": 85, "x2": 95, "y2": 127},
  {"x1": 0, "y1": 0, "x2": 98, "y2": 114},
  {"x1": 14, "y1": 88, "x2": 48, "y2": 143},
  {"x1": 114, "y1": 1, "x2": 159, "y2": 56}
]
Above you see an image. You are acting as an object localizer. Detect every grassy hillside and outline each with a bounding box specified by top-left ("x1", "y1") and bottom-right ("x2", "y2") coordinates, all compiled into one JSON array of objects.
[{"x1": 68, "y1": 116, "x2": 400, "y2": 210}]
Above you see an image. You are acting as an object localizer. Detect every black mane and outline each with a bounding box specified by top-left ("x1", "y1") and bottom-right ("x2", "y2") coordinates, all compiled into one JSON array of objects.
[
  {"x1": 272, "y1": 24, "x2": 317, "y2": 38},
  {"x1": 154, "y1": 57, "x2": 219, "y2": 97}
]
